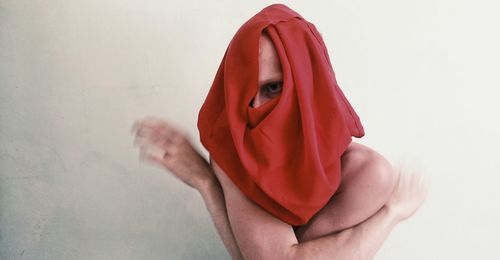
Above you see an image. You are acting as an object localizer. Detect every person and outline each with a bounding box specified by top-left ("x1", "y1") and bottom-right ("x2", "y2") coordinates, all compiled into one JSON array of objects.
[{"x1": 131, "y1": 4, "x2": 427, "y2": 260}]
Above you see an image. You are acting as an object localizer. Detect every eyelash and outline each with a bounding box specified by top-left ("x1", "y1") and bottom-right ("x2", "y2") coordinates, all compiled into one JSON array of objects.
[{"x1": 261, "y1": 82, "x2": 283, "y2": 96}]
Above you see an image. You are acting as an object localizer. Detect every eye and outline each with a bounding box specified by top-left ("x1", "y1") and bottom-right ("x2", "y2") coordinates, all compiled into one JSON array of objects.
[{"x1": 261, "y1": 81, "x2": 283, "y2": 97}]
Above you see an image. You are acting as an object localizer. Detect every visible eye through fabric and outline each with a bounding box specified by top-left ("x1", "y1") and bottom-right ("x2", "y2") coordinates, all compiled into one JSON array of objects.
[{"x1": 197, "y1": 4, "x2": 365, "y2": 225}]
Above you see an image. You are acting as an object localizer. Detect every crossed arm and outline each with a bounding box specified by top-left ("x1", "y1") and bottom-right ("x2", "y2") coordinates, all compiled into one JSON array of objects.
[
  {"x1": 200, "y1": 156, "x2": 401, "y2": 260},
  {"x1": 131, "y1": 117, "x2": 427, "y2": 260}
]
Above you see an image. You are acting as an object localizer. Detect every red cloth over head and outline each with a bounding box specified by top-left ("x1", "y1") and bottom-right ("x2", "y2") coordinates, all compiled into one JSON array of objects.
[{"x1": 197, "y1": 4, "x2": 365, "y2": 226}]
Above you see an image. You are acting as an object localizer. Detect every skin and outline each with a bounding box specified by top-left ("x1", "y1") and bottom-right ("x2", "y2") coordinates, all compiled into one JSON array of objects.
[
  {"x1": 251, "y1": 33, "x2": 397, "y2": 240},
  {"x1": 131, "y1": 32, "x2": 428, "y2": 259},
  {"x1": 251, "y1": 31, "x2": 284, "y2": 108}
]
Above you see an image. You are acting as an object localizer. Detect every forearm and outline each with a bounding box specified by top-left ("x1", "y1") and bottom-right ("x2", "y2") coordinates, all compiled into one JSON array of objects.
[
  {"x1": 291, "y1": 206, "x2": 399, "y2": 260},
  {"x1": 197, "y1": 177, "x2": 244, "y2": 260}
]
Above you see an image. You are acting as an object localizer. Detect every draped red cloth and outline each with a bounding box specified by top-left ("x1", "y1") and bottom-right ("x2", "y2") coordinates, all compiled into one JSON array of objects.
[{"x1": 197, "y1": 4, "x2": 365, "y2": 226}]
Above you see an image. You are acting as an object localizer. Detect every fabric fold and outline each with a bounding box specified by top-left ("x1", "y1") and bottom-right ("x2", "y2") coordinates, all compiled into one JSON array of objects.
[{"x1": 197, "y1": 3, "x2": 365, "y2": 225}]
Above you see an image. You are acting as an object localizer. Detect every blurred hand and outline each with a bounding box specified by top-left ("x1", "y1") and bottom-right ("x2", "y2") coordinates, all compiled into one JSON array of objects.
[
  {"x1": 131, "y1": 116, "x2": 214, "y2": 190},
  {"x1": 385, "y1": 165, "x2": 429, "y2": 222}
]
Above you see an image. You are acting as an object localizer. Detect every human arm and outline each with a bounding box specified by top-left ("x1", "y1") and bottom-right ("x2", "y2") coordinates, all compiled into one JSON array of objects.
[
  {"x1": 196, "y1": 171, "x2": 245, "y2": 260},
  {"x1": 131, "y1": 117, "x2": 243, "y2": 259},
  {"x1": 210, "y1": 158, "x2": 427, "y2": 260},
  {"x1": 291, "y1": 207, "x2": 397, "y2": 260},
  {"x1": 131, "y1": 117, "x2": 427, "y2": 260}
]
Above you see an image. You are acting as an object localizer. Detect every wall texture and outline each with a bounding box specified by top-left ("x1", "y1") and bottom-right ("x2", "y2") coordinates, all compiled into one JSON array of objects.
[{"x1": 1, "y1": 0, "x2": 499, "y2": 259}]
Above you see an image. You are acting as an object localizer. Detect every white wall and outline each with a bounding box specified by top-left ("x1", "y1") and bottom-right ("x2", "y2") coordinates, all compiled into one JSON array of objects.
[{"x1": 1, "y1": 0, "x2": 499, "y2": 259}]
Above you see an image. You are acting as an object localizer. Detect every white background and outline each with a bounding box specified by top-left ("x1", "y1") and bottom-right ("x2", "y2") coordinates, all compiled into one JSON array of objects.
[{"x1": 1, "y1": 0, "x2": 499, "y2": 259}]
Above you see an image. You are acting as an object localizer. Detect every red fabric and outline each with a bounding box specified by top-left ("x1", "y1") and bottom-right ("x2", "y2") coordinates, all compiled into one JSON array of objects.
[{"x1": 197, "y1": 4, "x2": 365, "y2": 226}]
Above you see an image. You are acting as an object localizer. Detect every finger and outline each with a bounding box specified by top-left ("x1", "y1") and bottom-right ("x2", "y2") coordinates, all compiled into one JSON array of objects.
[
  {"x1": 132, "y1": 118, "x2": 188, "y2": 157},
  {"x1": 135, "y1": 121, "x2": 181, "y2": 145},
  {"x1": 139, "y1": 147, "x2": 168, "y2": 168},
  {"x1": 133, "y1": 128, "x2": 159, "y2": 147},
  {"x1": 149, "y1": 119, "x2": 188, "y2": 143},
  {"x1": 131, "y1": 120, "x2": 141, "y2": 134},
  {"x1": 131, "y1": 117, "x2": 169, "y2": 134},
  {"x1": 134, "y1": 123, "x2": 177, "y2": 144},
  {"x1": 144, "y1": 126, "x2": 187, "y2": 149},
  {"x1": 139, "y1": 143, "x2": 168, "y2": 161},
  {"x1": 135, "y1": 131, "x2": 179, "y2": 154},
  {"x1": 413, "y1": 170, "x2": 428, "y2": 200},
  {"x1": 419, "y1": 175, "x2": 430, "y2": 199},
  {"x1": 133, "y1": 134, "x2": 155, "y2": 147},
  {"x1": 141, "y1": 146, "x2": 178, "y2": 172},
  {"x1": 136, "y1": 117, "x2": 190, "y2": 145},
  {"x1": 134, "y1": 126, "x2": 160, "y2": 142},
  {"x1": 139, "y1": 140, "x2": 177, "y2": 160}
]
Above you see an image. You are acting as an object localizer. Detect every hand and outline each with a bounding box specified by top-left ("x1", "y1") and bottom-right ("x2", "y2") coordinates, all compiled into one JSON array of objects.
[
  {"x1": 385, "y1": 164, "x2": 429, "y2": 222},
  {"x1": 131, "y1": 116, "x2": 215, "y2": 190}
]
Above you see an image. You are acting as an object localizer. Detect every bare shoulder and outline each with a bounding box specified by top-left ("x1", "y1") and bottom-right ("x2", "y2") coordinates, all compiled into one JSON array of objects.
[
  {"x1": 344, "y1": 141, "x2": 377, "y2": 157},
  {"x1": 341, "y1": 141, "x2": 393, "y2": 173}
]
